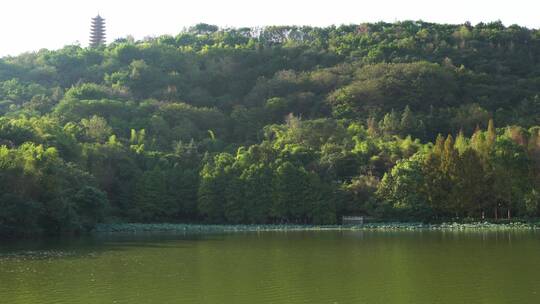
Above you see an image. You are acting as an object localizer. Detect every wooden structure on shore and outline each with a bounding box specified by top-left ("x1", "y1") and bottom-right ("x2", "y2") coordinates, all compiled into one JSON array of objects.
[{"x1": 342, "y1": 216, "x2": 372, "y2": 225}]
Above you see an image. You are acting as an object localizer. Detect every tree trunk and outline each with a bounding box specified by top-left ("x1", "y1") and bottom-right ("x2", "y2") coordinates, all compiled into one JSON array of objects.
[
  {"x1": 507, "y1": 209, "x2": 511, "y2": 220},
  {"x1": 494, "y1": 207, "x2": 498, "y2": 220}
]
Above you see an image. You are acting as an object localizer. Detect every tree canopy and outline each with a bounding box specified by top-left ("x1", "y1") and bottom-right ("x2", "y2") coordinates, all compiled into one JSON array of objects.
[{"x1": 0, "y1": 21, "x2": 539, "y2": 237}]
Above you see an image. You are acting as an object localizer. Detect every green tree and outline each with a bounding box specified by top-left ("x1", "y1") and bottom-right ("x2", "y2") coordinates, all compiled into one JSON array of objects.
[
  {"x1": 272, "y1": 161, "x2": 312, "y2": 223},
  {"x1": 241, "y1": 164, "x2": 273, "y2": 223},
  {"x1": 0, "y1": 194, "x2": 44, "y2": 237},
  {"x1": 377, "y1": 155, "x2": 432, "y2": 220},
  {"x1": 133, "y1": 166, "x2": 176, "y2": 221},
  {"x1": 71, "y1": 186, "x2": 108, "y2": 231},
  {"x1": 197, "y1": 153, "x2": 234, "y2": 222},
  {"x1": 80, "y1": 115, "x2": 112, "y2": 142}
]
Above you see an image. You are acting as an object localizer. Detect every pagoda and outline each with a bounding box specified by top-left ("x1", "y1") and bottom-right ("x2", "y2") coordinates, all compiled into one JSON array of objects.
[{"x1": 89, "y1": 15, "x2": 106, "y2": 47}]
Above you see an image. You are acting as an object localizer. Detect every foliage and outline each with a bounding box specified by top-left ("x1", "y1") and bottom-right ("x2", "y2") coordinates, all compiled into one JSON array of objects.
[{"x1": 1, "y1": 21, "x2": 540, "y2": 236}]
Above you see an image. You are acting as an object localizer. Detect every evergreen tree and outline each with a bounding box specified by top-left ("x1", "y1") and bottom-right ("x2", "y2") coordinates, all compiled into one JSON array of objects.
[
  {"x1": 133, "y1": 166, "x2": 175, "y2": 221},
  {"x1": 379, "y1": 110, "x2": 401, "y2": 136},
  {"x1": 241, "y1": 164, "x2": 273, "y2": 223},
  {"x1": 455, "y1": 149, "x2": 486, "y2": 217},
  {"x1": 400, "y1": 105, "x2": 416, "y2": 135},
  {"x1": 454, "y1": 130, "x2": 468, "y2": 154},
  {"x1": 487, "y1": 118, "x2": 496, "y2": 148},
  {"x1": 433, "y1": 134, "x2": 445, "y2": 157}
]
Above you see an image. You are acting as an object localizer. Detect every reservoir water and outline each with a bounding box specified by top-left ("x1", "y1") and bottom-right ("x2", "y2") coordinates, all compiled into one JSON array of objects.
[{"x1": 1, "y1": 230, "x2": 539, "y2": 303}]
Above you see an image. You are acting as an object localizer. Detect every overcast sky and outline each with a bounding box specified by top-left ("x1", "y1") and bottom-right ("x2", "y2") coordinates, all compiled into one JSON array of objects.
[{"x1": 1, "y1": 0, "x2": 539, "y2": 57}]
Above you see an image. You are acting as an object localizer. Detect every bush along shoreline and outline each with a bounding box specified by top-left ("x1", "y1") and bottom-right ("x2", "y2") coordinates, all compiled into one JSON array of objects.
[{"x1": 94, "y1": 221, "x2": 540, "y2": 234}]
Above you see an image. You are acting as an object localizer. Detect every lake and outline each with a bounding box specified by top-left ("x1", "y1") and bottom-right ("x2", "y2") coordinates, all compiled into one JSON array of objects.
[{"x1": 1, "y1": 230, "x2": 539, "y2": 303}]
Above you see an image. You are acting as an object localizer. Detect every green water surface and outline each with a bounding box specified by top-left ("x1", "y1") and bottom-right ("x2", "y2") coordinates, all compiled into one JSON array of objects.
[{"x1": 1, "y1": 230, "x2": 539, "y2": 303}]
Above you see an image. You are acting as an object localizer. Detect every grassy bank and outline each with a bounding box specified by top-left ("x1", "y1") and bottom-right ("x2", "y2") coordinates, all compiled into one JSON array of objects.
[{"x1": 94, "y1": 221, "x2": 540, "y2": 234}]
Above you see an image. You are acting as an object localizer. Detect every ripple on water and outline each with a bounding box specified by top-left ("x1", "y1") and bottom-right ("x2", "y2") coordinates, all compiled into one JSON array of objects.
[{"x1": 1, "y1": 231, "x2": 540, "y2": 304}]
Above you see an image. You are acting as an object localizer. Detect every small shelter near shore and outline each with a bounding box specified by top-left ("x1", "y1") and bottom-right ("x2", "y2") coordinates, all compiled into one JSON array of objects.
[{"x1": 342, "y1": 216, "x2": 373, "y2": 225}]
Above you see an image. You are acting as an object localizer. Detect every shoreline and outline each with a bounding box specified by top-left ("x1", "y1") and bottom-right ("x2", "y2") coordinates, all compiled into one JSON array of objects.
[{"x1": 94, "y1": 222, "x2": 540, "y2": 234}]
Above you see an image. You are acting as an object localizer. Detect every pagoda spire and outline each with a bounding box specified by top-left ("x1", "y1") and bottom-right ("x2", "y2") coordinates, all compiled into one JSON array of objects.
[{"x1": 89, "y1": 14, "x2": 106, "y2": 47}]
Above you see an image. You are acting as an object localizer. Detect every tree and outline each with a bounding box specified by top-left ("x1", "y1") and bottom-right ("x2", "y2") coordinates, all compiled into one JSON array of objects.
[
  {"x1": 376, "y1": 155, "x2": 433, "y2": 220},
  {"x1": 223, "y1": 175, "x2": 246, "y2": 223},
  {"x1": 0, "y1": 194, "x2": 43, "y2": 237},
  {"x1": 272, "y1": 161, "x2": 312, "y2": 223},
  {"x1": 197, "y1": 153, "x2": 235, "y2": 222},
  {"x1": 400, "y1": 105, "x2": 416, "y2": 135},
  {"x1": 189, "y1": 23, "x2": 219, "y2": 35},
  {"x1": 454, "y1": 149, "x2": 486, "y2": 217},
  {"x1": 490, "y1": 138, "x2": 530, "y2": 219},
  {"x1": 379, "y1": 110, "x2": 401, "y2": 136},
  {"x1": 524, "y1": 189, "x2": 540, "y2": 217},
  {"x1": 454, "y1": 130, "x2": 468, "y2": 154},
  {"x1": 133, "y1": 166, "x2": 176, "y2": 221},
  {"x1": 241, "y1": 164, "x2": 273, "y2": 223},
  {"x1": 71, "y1": 186, "x2": 108, "y2": 231},
  {"x1": 487, "y1": 119, "x2": 496, "y2": 148},
  {"x1": 80, "y1": 115, "x2": 112, "y2": 142}
]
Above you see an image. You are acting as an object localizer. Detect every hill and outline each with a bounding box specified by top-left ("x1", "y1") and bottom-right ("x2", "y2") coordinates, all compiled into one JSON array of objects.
[{"x1": 0, "y1": 21, "x2": 539, "y2": 237}]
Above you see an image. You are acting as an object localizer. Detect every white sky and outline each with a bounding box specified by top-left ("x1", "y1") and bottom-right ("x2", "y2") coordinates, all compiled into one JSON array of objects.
[{"x1": 1, "y1": 0, "x2": 539, "y2": 57}]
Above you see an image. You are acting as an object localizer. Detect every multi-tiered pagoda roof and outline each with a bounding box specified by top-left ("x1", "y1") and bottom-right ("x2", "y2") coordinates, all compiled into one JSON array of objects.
[{"x1": 90, "y1": 15, "x2": 106, "y2": 47}]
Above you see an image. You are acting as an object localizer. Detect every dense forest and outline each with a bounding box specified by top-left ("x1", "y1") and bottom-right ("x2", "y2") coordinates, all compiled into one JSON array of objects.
[{"x1": 0, "y1": 21, "x2": 539, "y2": 237}]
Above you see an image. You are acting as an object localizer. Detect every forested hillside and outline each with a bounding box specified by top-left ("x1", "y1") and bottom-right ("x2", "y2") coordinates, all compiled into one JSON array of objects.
[{"x1": 0, "y1": 21, "x2": 539, "y2": 237}]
